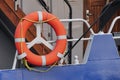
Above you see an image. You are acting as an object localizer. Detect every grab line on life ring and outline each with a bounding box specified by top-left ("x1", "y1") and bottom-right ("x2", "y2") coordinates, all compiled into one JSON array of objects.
[{"x1": 15, "y1": 11, "x2": 67, "y2": 66}]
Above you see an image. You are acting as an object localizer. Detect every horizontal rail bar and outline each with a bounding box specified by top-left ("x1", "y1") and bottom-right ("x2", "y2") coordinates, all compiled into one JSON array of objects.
[
  {"x1": 60, "y1": 18, "x2": 94, "y2": 34},
  {"x1": 47, "y1": 38, "x2": 91, "y2": 43}
]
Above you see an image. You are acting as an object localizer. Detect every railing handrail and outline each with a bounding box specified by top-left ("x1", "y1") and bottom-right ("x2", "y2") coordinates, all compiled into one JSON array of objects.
[
  {"x1": 60, "y1": 18, "x2": 95, "y2": 34},
  {"x1": 108, "y1": 16, "x2": 120, "y2": 33}
]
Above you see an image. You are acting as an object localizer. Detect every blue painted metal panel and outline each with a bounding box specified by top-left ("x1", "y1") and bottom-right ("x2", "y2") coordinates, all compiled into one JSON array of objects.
[
  {"x1": 0, "y1": 59, "x2": 120, "y2": 80},
  {"x1": 22, "y1": 60, "x2": 120, "y2": 80},
  {"x1": 0, "y1": 33, "x2": 120, "y2": 80},
  {"x1": 88, "y1": 34, "x2": 119, "y2": 60}
]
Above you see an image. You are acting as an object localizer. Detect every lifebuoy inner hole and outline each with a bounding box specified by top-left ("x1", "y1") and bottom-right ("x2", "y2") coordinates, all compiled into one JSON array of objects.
[{"x1": 25, "y1": 23, "x2": 57, "y2": 56}]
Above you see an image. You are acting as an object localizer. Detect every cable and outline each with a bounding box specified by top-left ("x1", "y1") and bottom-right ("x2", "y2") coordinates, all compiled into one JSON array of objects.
[
  {"x1": 64, "y1": 0, "x2": 73, "y2": 64},
  {"x1": 38, "y1": 0, "x2": 50, "y2": 12},
  {"x1": 64, "y1": 1, "x2": 112, "y2": 58},
  {"x1": 23, "y1": 59, "x2": 57, "y2": 72},
  {"x1": 99, "y1": 0, "x2": 120, "y2": 31}
]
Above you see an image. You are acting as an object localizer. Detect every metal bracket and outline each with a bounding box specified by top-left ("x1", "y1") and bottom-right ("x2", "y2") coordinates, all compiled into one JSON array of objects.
[{"x1": 14, "y1": 0, "x2": 21, "y2": 11}]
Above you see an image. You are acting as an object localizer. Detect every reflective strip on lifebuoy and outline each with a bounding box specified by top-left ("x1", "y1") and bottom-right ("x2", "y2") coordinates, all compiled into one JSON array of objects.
[{"x1": 14, "y1": 11, "x2": 67, "y2": 66}]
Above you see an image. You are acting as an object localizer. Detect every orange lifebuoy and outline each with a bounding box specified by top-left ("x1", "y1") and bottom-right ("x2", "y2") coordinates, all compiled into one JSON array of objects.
[{"x1": 15, "y1": 11, "x2": 67, "y2": 66}]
